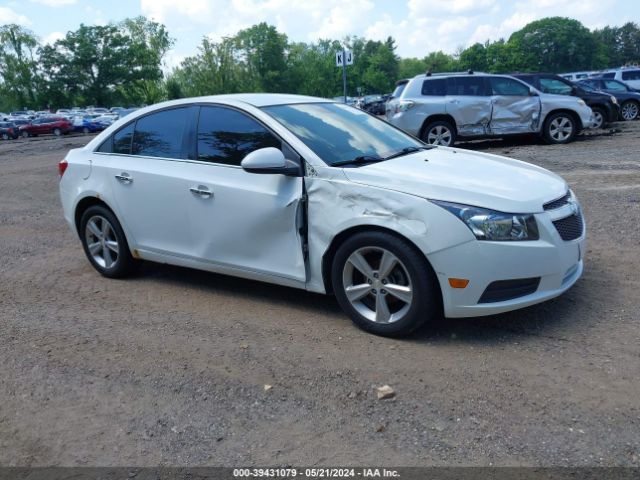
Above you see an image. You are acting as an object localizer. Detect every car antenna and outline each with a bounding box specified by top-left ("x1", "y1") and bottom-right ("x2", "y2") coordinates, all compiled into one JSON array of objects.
[{"x1": 426, "y1": 69, "x2": 432, "y2": 77}]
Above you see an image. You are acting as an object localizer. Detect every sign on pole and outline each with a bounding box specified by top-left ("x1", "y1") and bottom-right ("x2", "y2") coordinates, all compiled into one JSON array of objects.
[{"x1": 336, "y1": 50, "x2": 354, "y2": 103}]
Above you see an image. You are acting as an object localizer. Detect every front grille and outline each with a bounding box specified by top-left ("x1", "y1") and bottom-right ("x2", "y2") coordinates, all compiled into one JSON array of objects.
[
  {"x1": 544, "y1": 192, "x2": 571, "y2": 211},
  {"x1": 479, "y1": 277, "x2": 541, "y2": 304},
  {"x1": 553, "y1": 214, "x2": 584, "y2": 241}
]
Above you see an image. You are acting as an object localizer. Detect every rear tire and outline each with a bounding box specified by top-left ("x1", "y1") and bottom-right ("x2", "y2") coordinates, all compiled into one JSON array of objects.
[
  {"x1": 331, "y1": 231, "x2": 440, "y2": 337},
  {"x1": 21, "y1": 131, "x2": 29, "y2": 138},
  {"x1": 591, "y1": 107, "x2": 606, "y2": 129},
  {"x1": 543, "y1": 112, "x2": 576, "y2": 144},
  {"x1": 80, "y1": 205, "x2": 137, "y2": 278},
  {"x1": 421, "y1": 120, "x2": 457, "y2": 147}
]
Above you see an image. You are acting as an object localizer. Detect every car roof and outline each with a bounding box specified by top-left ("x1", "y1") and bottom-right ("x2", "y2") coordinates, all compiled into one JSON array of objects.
[{"x1": 188, "y1": 93, "x2": 330, "y2": 107}]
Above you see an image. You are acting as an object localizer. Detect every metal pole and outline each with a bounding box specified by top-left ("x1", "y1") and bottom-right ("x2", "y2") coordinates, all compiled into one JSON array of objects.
[{"x1": 342, "y1": 49, "x2": 347, "y2": 104}]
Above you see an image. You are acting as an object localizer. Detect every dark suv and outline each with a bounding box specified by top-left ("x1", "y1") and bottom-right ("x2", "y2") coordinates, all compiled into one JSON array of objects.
[{"x1": 512, "y1": 74, "x2": 619, "y2": 129}]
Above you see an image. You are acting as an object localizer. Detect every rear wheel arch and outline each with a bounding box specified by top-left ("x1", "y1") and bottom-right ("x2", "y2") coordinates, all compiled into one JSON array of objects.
[
  {"x1": 419, "y1": 114, "x2": 458, "y2": 139},
  {"x1": 74, "y1": 196, "x2": 119, "y2": 237}
]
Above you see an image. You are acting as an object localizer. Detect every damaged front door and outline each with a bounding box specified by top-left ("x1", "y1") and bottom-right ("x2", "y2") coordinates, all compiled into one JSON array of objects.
[
  {"x1": 488, "y1": 76, "x2": 541, "y2": 134},
  {"x1": 445, "y1": 76, "x2": 491, "y2": 136},
  {"x1": 186, "y1": 106, "x2": 306, "y2": 282}
]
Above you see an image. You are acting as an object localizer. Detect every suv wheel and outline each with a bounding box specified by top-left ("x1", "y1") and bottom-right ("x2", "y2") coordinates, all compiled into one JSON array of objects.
[
  {"x1": 331, "y1": 231, "x2": 440, "y2": 337},
  {"x1": 621, "y1": 101, "x2": 639, "y2": 121},
  {"x1": 80, "y1": 205, "x2": 137, "y2": 278},
  {"x1": 422, "y1": 121, "x2": 456, "y2": 147},
  {"x1": 543, "y1": 112, "x2": 576, "y2": 144},
  {"x1": 592, "y1": 107, "x2": 606, "y2": 129}
]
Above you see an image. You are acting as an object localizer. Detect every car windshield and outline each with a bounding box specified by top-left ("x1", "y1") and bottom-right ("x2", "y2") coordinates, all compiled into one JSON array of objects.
[{"x1": 262, "y1": 102, "x2": 423, "y2": 167}]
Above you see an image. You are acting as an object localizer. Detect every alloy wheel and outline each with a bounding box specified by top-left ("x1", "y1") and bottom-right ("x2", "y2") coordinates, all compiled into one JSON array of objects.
[
  {"x1": 85, "y1": 215, "x2": 120, "y2": 269},
  {"x1": 342, "y1": 247, "x2": 413, "y2": 324},
  {"x1": 549, "y1": 116, "x2": 573, "y2": 142},
  {"x1": 427, "y1": 125, "x2": 452, "y2": 146},
  {"x1": 621, "y1": 102, "x2": 639, "y2": 121},
  {"x1": 593, "y1": 111, "x2": 604, "y2": 129}
]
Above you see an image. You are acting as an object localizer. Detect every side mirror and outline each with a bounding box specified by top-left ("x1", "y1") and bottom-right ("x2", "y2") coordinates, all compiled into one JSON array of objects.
[
  {"x1": 529, "y1": 87, "x2": 539, "y2": 97},
  {"x1": 241, "y1": 147, "x2": 301, "y2": 176}
]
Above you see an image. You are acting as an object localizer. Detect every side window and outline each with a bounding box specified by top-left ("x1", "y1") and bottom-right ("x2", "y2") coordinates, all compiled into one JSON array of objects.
[
  {"x1": 197, "y1": 106, "x2": 281, "y2": 166},
  {"x1": 421, "y1": 78, "x2": 446, "y2": 96},
  {"x1": 113, "y1": 123, "x2": 135, "y2": 154},
  {"x1": 490, "y1": 77, "x2": 530, "y2": 96},
  {"x1": 603, "y1": 80, "x2": 627, "y2": 91},
  {"x1": 447, "y1": 77, "x2": 488, "y2": 96},
  {"x1": 622, "y1": 70, "x2": 640, "y2": 81},
  {"x1": 538, "y1": 78, "x2": 573, "y2": 95},
  {"x1": 132, "y1": 107, "x2": 189, "y2": 159},
  {"x1": 602, "y1": 72, "x2": 615, "y2": 79}
]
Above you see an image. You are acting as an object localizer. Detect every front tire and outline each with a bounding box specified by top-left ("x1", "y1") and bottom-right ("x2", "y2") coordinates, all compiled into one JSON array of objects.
[
  {"x1": 53, "y1": 128, "x2": 62, "y2": 136},
  {"x1": 80, "y1": 205, "x2": 137, "y2": 278},
  {"x1": 421, "y1": 120, "x2": 456, "y2": 147},
  {"x1": 331, "y1": 231, "x2": 440, "y2": 337},
  {"x1": 21, "y1": 131, "x2": 29, "y2": 138},
  {"x1": 621, "y1": 100, "x2": 639, "y2": 121},
  {"x1": 543, "y1": 112, "x2": 576, "y2": 144}
]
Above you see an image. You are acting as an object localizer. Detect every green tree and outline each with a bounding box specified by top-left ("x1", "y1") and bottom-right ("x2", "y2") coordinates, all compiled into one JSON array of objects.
[
  {"x1": 508, "y1": 17, "x2": 598, "y2": 72},
  {"x1": 459, "y1": 42, "x2": 488, "y2": 72},
  {"x1": 0, "y1": 24, "x2": 40, "y2": 110},
  {"x1": 398, "y1": 57, "x2": 427, "y2": 79},
  {"x1": 234, "y1": 23, "x2": 288, "y2": 92},
  {"x1": 422, "y1": 51, "x2": 459, "y2": 73}
]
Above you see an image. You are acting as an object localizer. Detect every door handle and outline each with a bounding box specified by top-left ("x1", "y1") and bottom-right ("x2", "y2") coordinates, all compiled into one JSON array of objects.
[
  {"x1": 189, "y1": 186, "x2": 213, "y2": 198},
  {"x1": 115, "y1": 173, "x2": 133, "y2": 184},
  {"x1": 449, "y1": 99, "x2": 460, "y2": 104}
]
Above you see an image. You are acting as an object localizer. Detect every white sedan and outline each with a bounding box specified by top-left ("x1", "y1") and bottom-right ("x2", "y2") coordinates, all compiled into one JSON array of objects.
[{"x1": 59, "y1": 94, "x2": 586, "y2": 336}]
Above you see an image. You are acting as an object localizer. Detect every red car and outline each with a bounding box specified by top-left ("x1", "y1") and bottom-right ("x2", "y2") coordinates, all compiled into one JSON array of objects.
[{"x1": 20, "y1": 116, "x2": 72, "y2": 138}]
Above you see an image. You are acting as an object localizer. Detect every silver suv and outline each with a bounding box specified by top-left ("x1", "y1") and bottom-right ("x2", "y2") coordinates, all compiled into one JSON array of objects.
[{"x1": 386, "y1": 73, "x2": 595, "y2": 146}]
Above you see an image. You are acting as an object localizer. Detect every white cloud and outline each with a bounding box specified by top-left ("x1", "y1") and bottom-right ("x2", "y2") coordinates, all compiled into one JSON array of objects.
[
  {"x1": 0, "y1": 6, "x2": 31, "y2": 25},
  {"x1": 42, "y1": 31, "x2": 65, "y2": 45},
  {"x1": 29, "y1": 0, "x2": 76, "y2": 5},
  {"x1": 408, "y1": 0, "x2": 496, "y2": 15}
]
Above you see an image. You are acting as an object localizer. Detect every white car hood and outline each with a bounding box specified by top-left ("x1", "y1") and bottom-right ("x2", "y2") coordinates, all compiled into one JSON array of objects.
[{"x1": 341, "y1": 147, "x2": 567, "y2": 213}]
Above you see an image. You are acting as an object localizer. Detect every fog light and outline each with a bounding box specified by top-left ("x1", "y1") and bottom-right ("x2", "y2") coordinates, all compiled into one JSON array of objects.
[{"x1": 448, "y1": 278, "x2": 469, "y2": 288}]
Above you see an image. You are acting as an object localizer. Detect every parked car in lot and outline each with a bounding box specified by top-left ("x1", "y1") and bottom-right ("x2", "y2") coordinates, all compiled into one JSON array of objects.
[
  {"x1": 577, "y1": 77, "x2": 640, "y2": 121},
  {"x1": 361, "y1": 94, "x2": 391, "y2": 115},
  {"x1": 601, "y1": 67, "x2": 640, "y2": 89},
  {"x1": 512, "y1": 73, "x2": 619, "y2": 129},
  {"x1": 386, "y1": 73, "x2": 595, "y2": 146},
  {"x1": 72, "y1": 115, "x2": 105, "y2": 134},
  {"x1": 19, "y1": 116, "x2": 72, "y2": 137},
  {"x1": 0, "y1": 121, "x2": 19, "y2": 140},
  {"x1": 60, "y1": 94, "x2": 586, "y2": 336}
]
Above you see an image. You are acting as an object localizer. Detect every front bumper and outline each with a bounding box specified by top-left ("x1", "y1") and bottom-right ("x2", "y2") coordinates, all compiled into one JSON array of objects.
[{"x1": 427, "y1": 208, "x2": 586, "y2": 318}]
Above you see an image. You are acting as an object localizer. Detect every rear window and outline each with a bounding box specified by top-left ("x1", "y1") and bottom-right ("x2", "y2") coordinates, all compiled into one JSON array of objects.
[
  {"x1": 621, "y1": 70, "x2": 640, "y2": 81},
  {"x1": 391, "y1": 82, "x2": 407, "y2": 98},
  {"x1": 421, "y1": 78, "x2": 446, "y2": 96}
]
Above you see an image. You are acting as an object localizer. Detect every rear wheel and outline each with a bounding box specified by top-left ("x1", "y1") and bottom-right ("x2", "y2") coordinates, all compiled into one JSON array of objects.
[
  {"x1": 421, "y1": 120, "x2": 456, "y2": 147},
  {"x1": 1, "y1": 133, "x2": 8, "y2": 140},
  {"x1": 53, "y1": 128, "x2": 62, "y2": 136},
  {"x1": 591, "y1": 107, "x2": 606, "y2": 129},
  {"x1": 543, "y1": 112, "x2": 576, "y2": 144},
  {"x1": 331, "y1": 231, "x2": 440, "y2": 337},
  {"x1": 80, "y1": 205, "x2": 137, "y2": 278},
  {"x1": 621, "y1": 100, "x2": 639, "y2": 121},
  {"x1": 21, "y1": 130, "x2": 29, "y2": 138},
  {"x1": 82, "y1": 127, "x2": 90, "y2": 134}
]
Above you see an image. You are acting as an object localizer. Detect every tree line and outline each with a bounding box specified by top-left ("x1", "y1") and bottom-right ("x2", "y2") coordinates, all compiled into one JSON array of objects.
[{"x1": 1, "y1": 16, "x2": 639, "y2": 112}]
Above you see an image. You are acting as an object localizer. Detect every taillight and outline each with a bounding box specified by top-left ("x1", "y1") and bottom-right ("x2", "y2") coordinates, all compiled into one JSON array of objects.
[{"x1": 58, "y1": 159, "x2": 68, "y2": 178}]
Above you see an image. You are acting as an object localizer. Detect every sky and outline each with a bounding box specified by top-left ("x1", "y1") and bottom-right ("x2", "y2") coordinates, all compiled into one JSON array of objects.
[{"x1": 3, "y1": 0, "x2": 640, "y2": 70}]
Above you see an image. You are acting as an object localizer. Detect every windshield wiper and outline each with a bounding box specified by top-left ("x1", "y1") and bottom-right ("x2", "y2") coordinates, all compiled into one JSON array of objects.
[
  {"x1": 383, "y1": 145, "x2": 435, "y2": 160},
  {"x1": 331, "y1": 155, "x2": 384, "y2": 167}
]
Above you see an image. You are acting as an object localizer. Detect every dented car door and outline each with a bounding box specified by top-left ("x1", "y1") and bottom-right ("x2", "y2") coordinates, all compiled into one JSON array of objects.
[
  {"x1": 186, "y1": 105, "x2": 306, "y2": 282},
  {"x1": 444, "y1": 76, "x2": 492, "y2": 136},
  {"x1": 489, "y1": 76, "x2": 541, "y2": 134}
]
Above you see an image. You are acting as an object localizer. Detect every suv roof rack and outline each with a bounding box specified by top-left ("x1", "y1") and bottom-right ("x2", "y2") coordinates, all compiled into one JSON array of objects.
[{"x1": 423, "y1": 70, "x2": 487, "y2": 77}]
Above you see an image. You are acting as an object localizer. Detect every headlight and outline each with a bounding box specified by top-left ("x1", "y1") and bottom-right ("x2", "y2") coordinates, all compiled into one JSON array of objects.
[
  {"x1": 431, "y1": 200, "x2": 539, "y2": 241},
  {"x1": 577, "y1": 99, "x2": 586, "y2": 106},
  {"x1": 610, "y1": 95, "x2": 618, "y2": 105}
]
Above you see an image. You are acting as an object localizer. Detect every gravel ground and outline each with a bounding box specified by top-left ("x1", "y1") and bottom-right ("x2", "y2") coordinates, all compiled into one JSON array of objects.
[{"x1": 1, "y1": 124, "x2": 639, "y2": 467}]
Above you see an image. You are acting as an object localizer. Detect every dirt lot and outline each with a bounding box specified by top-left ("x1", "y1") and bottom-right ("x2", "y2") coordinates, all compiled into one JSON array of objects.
[{"x1": 1, "y1": 124, "x2": 639, "y2": 467}]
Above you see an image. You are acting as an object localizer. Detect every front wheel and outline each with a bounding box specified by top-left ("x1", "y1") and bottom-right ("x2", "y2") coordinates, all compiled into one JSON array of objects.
[
  {"x1": 53, "y1": 128, "x2": 62, "y2": 136},
  {"x1": 1, "y1": 133, "x2": 8, "y2": 140},
  {"x1": 421, "y1": 120, "x2": 456, "y2": 147},
  {"x1": 80, "y1": 205, "x2": 137, "y2": 278},
  {"x1": 331, "y1": 231, "x2": 440, "y2": 337},
  {"x1": 543, "y1": 112, "x2": 576, "y2": 144},
  {"x1": 621, "y1": 101, "x2": 639, "y2": 121},
  {"x1": 21, "y1": 131, "x2": 29, "y2": 138}
]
